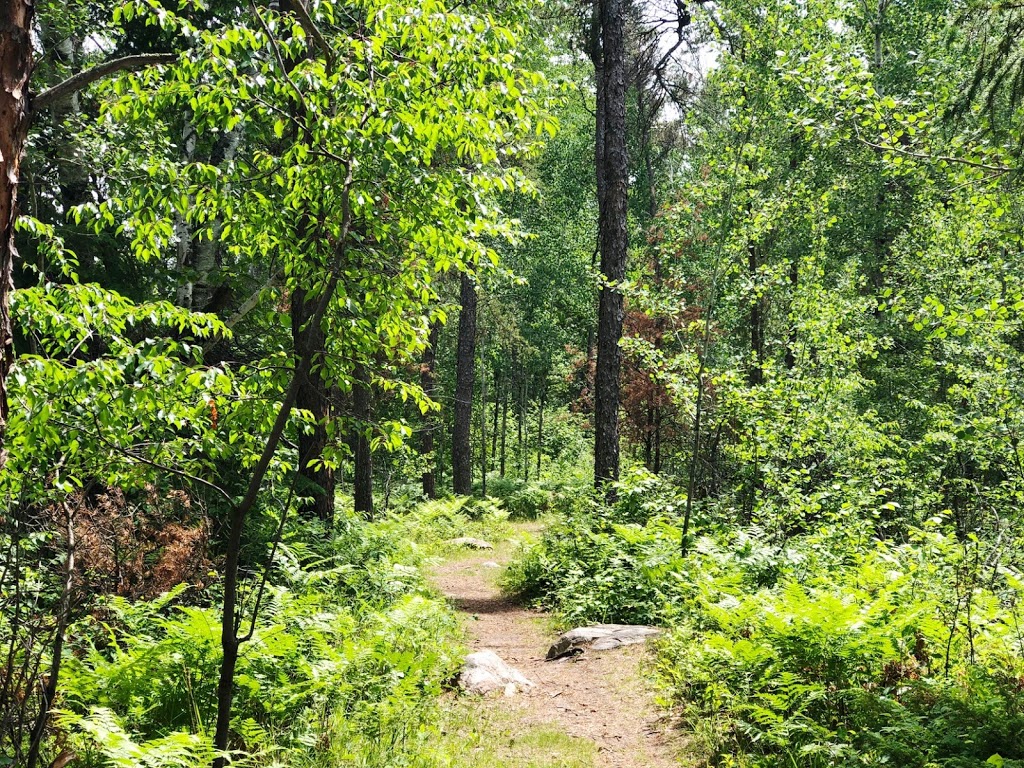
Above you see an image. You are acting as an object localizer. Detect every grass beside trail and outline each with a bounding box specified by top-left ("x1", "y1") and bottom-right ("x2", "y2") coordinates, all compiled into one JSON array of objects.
[{"x1": 435, "y1": 699, "x2": 598, "y2": 768}]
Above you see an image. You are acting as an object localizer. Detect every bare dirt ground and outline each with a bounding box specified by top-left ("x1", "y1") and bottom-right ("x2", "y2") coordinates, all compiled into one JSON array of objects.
[{"x1": 429, "y1": 536, "x2": 683, "y2": 768}]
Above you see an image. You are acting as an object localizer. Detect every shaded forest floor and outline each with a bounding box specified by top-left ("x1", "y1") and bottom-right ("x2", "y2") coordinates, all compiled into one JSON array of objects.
[{"x1": 429, "y1": 524, "x2": 684, "y2": 768}]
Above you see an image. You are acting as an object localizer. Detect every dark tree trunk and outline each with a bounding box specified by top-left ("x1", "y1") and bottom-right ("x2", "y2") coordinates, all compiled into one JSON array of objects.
[
  {"x1": 500, "y1": 386, "x2": 508, "y2": 477},
  {"x1": 593, "y1": 0, "x2": 628, "y2": 489},
  {"x1": 352, "y1": 362, "x2": 373, "y2": 518},
  {"x1": 748, "y1": 241, "x2": 764, "y2": 386},
  {"x1": 479, "y1": 356, "x2": 488, "y2": 497},
  {"x1": 438, "y1": 417, "x2": 446, "y2": 488},
  {"x1": 284, "y1": 0, "x2": 334, "y2": 523},
  {"x1": 536, "y1": 378, "x2": 546, "y2": 480},
  {"x1": 420, "y1": 322, "x2": 439, "y2": 498},
  {"x1": 452, "y1": 272, "x2": 477, "y2": 495},
  {"x1": 520, "y1": 375, "x2": 528, "y2": 483},
  {"x1": 644, "y1": 401, "x2": 654, "y2": 470},
  {"x1": 215, "y1": 243, "x2": 350, "y2": 766},
  {"x1": 292, "y1": 287, "x2": 335, "y2": 522},
  {"x1": 0, "y1": 0, "x2": 33, "y2": 469},
  {"x1": 653, "y1": 405, "x2": 663, "y2": 474}
]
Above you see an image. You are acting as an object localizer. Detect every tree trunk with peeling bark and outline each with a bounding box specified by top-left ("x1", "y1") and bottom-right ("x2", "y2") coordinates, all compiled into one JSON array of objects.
[{"x1": 0, "y1": 0, "x2": 33, "y2": 469}]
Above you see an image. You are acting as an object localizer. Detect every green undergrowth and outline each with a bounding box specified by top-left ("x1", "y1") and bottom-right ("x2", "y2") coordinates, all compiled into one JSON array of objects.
[
  {"x1": 503, "y1": 471, "x2": 1024, "y2": 768},
  {"x1": 372, "y1": 496, "x2": 516, "y2": 558},
  {"x1": 431, "y1": 698, "x2": 598, "y2": 768},
  {"x1": 55, "y1": 496, "x2": 516, "y2": 768},
  {"x1": 475, "y1": 475, "x2": 591, "y2": 520}
]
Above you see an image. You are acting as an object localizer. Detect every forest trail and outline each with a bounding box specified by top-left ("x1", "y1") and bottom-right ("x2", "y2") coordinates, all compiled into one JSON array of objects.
[{"x1": 429, "y1": 528, "x2": 682, "y2": 768}]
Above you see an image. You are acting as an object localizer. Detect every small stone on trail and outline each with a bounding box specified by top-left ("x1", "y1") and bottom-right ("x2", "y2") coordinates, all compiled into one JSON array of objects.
[
  {"x1": 448, "y1": 537, "x2": 493, "y2": 549},
  {"x1": 459, "y1": 650, "x2": 534, "y2": 695},
  {"x1": 481, "y1": 560, "x2": 501, "y2": 568},
  {"x1": 546, "y1": 624, "x2": 662, "y2": 660}
]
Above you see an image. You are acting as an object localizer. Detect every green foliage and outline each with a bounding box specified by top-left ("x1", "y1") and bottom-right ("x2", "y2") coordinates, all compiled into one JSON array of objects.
[
  {"x1": 508, "y1": 463, "x2": 1024, "y2": 767},
  {"x1": 56, "y1": 507, "x2": 464, "y2": 768},
  {"x1": 367, "y1": 495, "x2": 513, "y2": 556}
]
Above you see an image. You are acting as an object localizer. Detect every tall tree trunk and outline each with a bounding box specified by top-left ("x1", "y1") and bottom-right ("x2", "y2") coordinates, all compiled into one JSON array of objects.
[
  {"x1": 593, "y1": 0, "x2": 628, "y2": 489},
  {"x1": 215, "y1": 233, "x2": 351, "y2": 765},
  {"x1": 479, "y1": 355, "x2": 488, "y2": 497},
  {"x1": 292, "y1": 286, "x2": 335, "y2": 522},
  {"x1": 438, "y1": 416, "x2": 446, "y2": 488},
  {"x1": 452, "y1": 272, "x2": 477, "y2": 495},
  {"x1": 748, "y1": 241, "x2": 764, "y2": 386},
  {"x1": 283, "y1": 0, "x2": 334, "y2": 523},
  {"x1": 653, "y1": 405, "x2": 663, "y2": 474},
  {"x1": 490, "y1": 368, "x2": 499, "y2": 472},
  {"x1": 352, "y1": 362, "x2": 373, "y2": 519},
  {"x1": 520, "y1": 374, "x2": 528, "y2": 483},
  {"x1": 536, "y1": 378, "x2": 546, "y2": 481},
  {"x1": 0, "y1": 0, "x2": 33, "y2": 469},
  {"x1": 420, "y1": 321, "x2": 439, "y2": 498},
  {"x1": 644, "y1": 402, "x2": 655, "y2": 470},
  {"x1": 500, "y1": 386, "x2": 508, "y2": 477}
]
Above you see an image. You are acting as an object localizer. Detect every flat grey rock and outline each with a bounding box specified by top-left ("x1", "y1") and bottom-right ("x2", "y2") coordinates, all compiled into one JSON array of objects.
[
  {"x1": 459, "y1": 650, "x2": 534, "y2": 695},
  {"x1": 546, "y1": 624, "x2": 662, "y2": 660},
  {"x1": 448, "y1": 537, "x2": 494, "y2": 550}
]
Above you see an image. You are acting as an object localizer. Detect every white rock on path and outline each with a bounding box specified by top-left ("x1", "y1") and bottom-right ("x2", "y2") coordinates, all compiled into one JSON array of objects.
[
  {"x1": 546, "y1": 624, "x2": 662, "y2": 660},
  {"x1": 459, "y1": 650, "x2": 535, "y2": 695}
]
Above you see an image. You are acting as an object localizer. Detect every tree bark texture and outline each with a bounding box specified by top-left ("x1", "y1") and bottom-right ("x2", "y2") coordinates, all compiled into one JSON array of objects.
[
  {"x1": 0, "y1": 0, "x2": 33, "y2": 469},
  {"x1": 452, "y1": 272, "x2": 477, "y2": 495},
  {"x1": 292, "y1": 286, "x2": 336, "y2": 522},
  {"x1": 593, "y1": 0, "x2": 628, "y2": 489},
  {"x1": 352, "y1": 362, "x2": 373, "y2": 519}
]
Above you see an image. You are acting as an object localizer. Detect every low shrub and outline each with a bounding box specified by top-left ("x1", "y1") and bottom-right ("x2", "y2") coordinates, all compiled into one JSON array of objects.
[
  {"x1": 56, "y1": 502, "x2": 468, "y2": 768},
  {"x1": 506, "y1": 477, "x2": 1024, "y2": 768}
]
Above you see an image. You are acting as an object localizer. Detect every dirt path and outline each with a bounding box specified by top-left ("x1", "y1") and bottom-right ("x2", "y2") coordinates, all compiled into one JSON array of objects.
[{"x1": 430, "y1": 534, "x2": 682, "y2": 768}]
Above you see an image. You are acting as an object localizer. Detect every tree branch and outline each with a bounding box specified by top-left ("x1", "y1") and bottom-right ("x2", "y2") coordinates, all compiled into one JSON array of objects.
[
  {"x1": 287, "y1": 0, "x2": 335, "y2": 68},
  {"x1": 855, "y1": 130, "x2": 1014, "y2": 175},
  {"x1": 33, "y1": 53, "x2": 179, "y2": 112}
]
